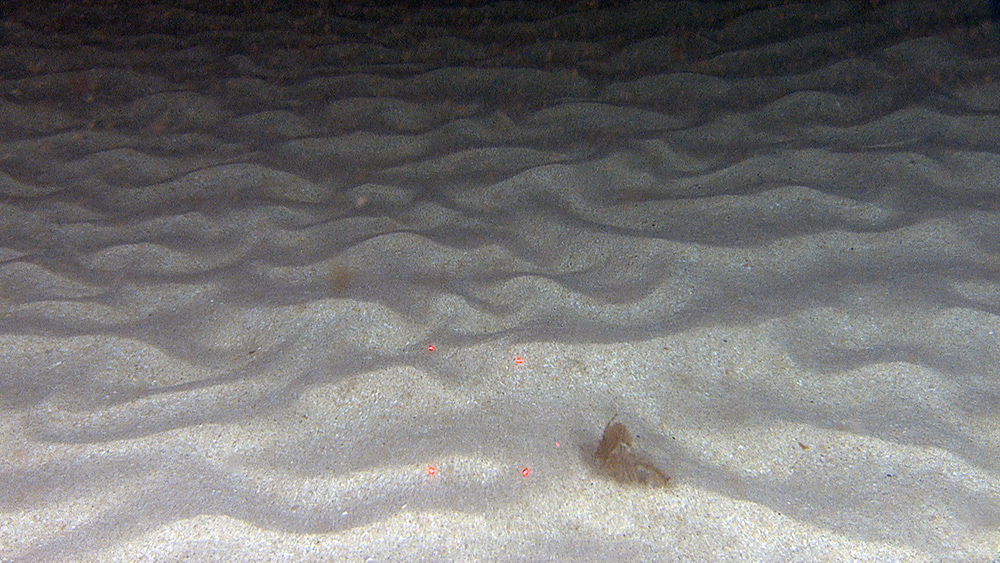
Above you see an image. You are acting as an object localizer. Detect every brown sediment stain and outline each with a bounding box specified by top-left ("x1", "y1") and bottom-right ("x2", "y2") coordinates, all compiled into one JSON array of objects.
[
  {"x1": 594, "y1": 417, "x2": 671, "y2": 488},
  {"x1": 329, "y1": 259, "x2": 353, "y2": 296}
]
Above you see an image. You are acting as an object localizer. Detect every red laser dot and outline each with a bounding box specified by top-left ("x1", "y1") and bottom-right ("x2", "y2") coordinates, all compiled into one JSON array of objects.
[
  {"x1": 427, "y1": 466, "x2": 436, "y2": 475},
  {"x1": 555, "y1": 441, "x2": 561, "y2": 448},
  {"x1": 521, "y1": 467, "x2": 530, "y2": 477},
  {"x1": 427, "y1": 345, "x2": 436, "y2": 352},
  {"x1": 515, "y1": 356, "x2": 524, "y2": 364}
]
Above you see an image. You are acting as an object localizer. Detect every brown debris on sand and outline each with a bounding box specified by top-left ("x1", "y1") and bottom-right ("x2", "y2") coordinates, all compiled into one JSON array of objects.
[{"x1": 594, "y1": 417, "x2": 671, "y2": 488}]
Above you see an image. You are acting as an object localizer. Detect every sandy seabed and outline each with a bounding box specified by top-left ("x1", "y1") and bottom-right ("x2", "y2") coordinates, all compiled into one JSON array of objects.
[{"x1": 2, "y1": 0, "x2": 1000, "y2": 561}]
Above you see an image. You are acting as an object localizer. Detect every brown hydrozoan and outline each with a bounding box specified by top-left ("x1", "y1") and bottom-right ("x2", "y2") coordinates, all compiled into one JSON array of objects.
[{"x1": 594, "y1": 417, "x2": 671, "y2": 487}]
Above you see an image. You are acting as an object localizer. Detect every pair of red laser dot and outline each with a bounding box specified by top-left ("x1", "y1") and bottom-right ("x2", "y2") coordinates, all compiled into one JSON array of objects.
[
  {"x1": 425, "y1": 466, "x2": 531, "y2": 476},
  {"x1": 426, "y1": 345, "x2": 525, "y2": 365}
]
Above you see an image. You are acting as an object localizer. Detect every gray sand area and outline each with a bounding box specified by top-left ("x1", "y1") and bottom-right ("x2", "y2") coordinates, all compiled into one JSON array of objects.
[{"x1": 1, "y1": 1, "x2": 999, "y2": 560}]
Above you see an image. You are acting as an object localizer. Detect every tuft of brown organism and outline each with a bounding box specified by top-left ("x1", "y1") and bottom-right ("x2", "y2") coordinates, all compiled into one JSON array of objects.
[{"x1": 594, "y1": 417, "x2": 671, "y2": 487}]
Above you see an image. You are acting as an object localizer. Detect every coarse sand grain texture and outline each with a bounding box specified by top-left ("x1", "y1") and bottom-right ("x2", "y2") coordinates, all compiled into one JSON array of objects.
[{"x1": 2, "y1": 0, "x2": 1000, "y2": 561}]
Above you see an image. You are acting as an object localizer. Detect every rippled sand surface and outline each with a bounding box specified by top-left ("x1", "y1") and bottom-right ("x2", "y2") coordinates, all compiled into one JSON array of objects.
[{"x1": 2, "y1": 1, "x2": 1000, "y2": 560}]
